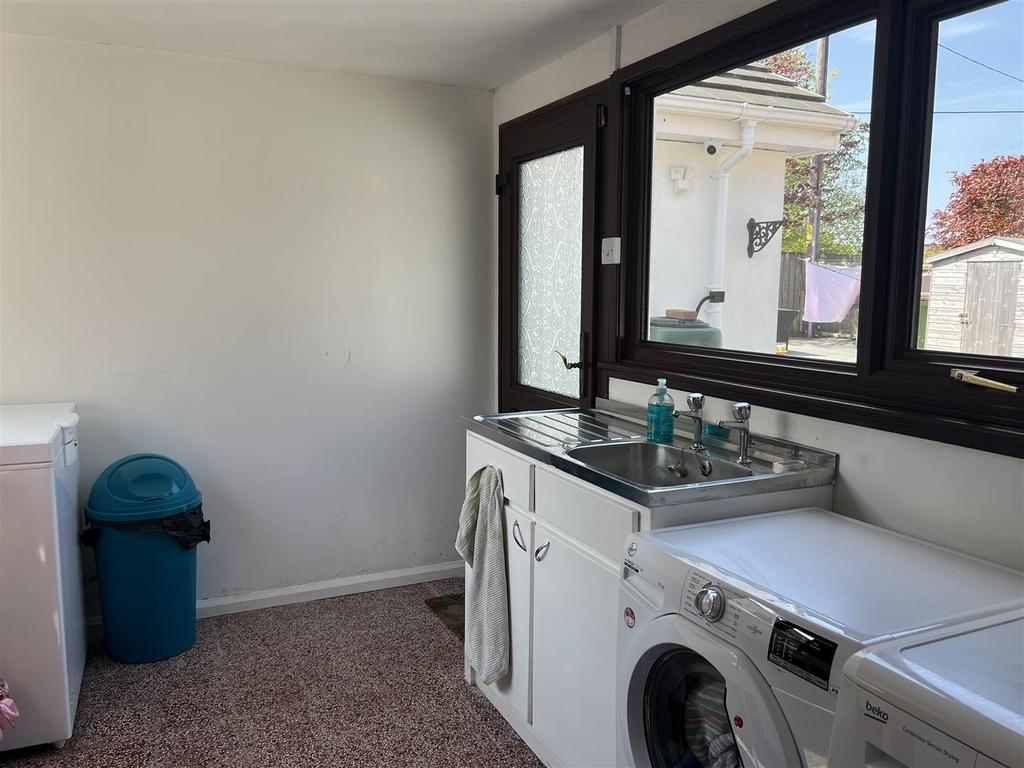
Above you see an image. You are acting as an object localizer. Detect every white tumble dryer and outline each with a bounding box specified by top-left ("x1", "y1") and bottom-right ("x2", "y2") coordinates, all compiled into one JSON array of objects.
[
  {"x1": 827, "y1": 608, "x2": 1024, "y2": 768},
  {"x1": 616, "y1": 508, "x2": 1024, "y2": 768}
]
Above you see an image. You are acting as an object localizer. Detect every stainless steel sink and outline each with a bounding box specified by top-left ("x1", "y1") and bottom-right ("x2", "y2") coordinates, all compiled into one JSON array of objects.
[
  {"x1": 469, "y1": 402, "x2": 836, "y2": 509},
  {"x1": 566, "y1": 441, "x2": 752, "y2": 488}
]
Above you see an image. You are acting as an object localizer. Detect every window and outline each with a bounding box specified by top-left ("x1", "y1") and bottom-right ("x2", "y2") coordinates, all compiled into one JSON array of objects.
[
  {"x1": 497, "y1": 91, "x2": 599, "y2": 412},
  {"x1": 913, "y1": 1, "x2": 1024, "y2": 361},
  {"x1": 498, "y1": 0, "x2": 1024, "y2": 455},
  {"x1": 645, "y1": 22, "x2": 875, "y2": 364},
  {"x1": 606, "y1": 0, "x2": 1024, "y2": 455}
]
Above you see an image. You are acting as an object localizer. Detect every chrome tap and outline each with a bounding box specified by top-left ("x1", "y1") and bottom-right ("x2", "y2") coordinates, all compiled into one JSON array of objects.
[
  {"x1": 718, "y1": 402, "x2": 752, "y2": 466},
  {"x1": 673, "y1": 393, "x2": 705, "y2": 451}
]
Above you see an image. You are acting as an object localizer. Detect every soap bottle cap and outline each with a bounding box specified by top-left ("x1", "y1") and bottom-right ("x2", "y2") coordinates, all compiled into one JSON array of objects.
[{"x1": 656, "y1": 378, "x2": 667, "y2": 391}]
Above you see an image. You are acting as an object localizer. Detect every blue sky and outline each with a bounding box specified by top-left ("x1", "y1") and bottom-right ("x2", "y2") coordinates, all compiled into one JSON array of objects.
[{"x1": 800, "y1": 1, "x2": 1023, "y2": 228}]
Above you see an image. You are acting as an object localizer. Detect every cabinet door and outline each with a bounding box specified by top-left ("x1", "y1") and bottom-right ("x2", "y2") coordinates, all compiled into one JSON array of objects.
[
  {"x1": 532, "y1": 522, "x2": 619, "y2": 767},
  {"x1": 476, "y1": 503, "x2": 534, "y2": 725}
]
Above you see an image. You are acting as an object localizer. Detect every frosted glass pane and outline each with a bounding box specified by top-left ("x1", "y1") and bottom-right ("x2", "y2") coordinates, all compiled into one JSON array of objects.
[{"x1": 518, "y1": 146, "x2": 584, "y2": 398}]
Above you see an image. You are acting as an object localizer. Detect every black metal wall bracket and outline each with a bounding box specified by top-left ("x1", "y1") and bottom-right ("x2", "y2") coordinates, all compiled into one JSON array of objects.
[{"x1": 747, "y1": 218, "x2": 784, "y2": 258}]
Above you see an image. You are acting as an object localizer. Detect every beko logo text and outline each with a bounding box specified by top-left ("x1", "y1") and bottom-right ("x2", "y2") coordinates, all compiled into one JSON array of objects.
[{"x1": 864, "y1": 700, "x2": 889, "y2": 723}]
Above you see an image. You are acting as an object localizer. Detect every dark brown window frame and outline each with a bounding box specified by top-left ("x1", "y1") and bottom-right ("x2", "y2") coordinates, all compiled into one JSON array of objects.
[
  {"x1": 496, "y1": 0, "x2": 1024, "y2": 457},
  {"x1": 594, "y1": 0, "x2": 1024, "y2": 457},
  {"x1": 498, "y1": 87, "x2": 603, "y2": 413}
]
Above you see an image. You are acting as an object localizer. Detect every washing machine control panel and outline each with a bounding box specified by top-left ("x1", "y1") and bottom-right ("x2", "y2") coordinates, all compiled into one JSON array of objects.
[
  {"x1": 682, "y1": 570, "x2": 745, "y2": 640},
  {"x1": 694, "y1": 585, "x2": 726, "y2": 622},
  {"x1": 767, "y1": 618, "x2": 838, "y2": 691},
  {"x1": 681, "y1": 567, "x2": 847, "y2": 708}
]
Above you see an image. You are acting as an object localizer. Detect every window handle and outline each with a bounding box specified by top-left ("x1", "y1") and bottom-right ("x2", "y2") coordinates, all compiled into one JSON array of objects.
[
  {"x1": 950, "y1": 368, "x2": 1018, "y2": 394},
  {"x1": 554, "y1": 349, "x2": 582, "y2": 370},
  {"x1": 555, "y1": 331, "x2": 588, "y2": 398}
]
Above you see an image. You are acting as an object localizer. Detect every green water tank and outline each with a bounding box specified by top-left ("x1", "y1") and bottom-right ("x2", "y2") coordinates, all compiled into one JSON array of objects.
[{"x1": 648, "y1": 317, "x2": 723, "y2": 347}]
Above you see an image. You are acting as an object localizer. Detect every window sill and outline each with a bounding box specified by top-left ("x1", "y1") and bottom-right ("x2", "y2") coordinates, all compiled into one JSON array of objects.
[{"x1": 597, "y1": 362, "x2": 1024, "y2": 458}]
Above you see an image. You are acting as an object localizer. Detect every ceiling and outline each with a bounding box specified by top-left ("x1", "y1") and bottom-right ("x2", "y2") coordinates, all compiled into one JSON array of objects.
[{"x1": 0, "y1": 0, "x2": 665, "y2": 90}]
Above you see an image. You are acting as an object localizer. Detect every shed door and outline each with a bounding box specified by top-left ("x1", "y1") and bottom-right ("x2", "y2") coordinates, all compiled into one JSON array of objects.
[{"x1": 961, "y1": 261, "x2": 1019, "y2": 357}]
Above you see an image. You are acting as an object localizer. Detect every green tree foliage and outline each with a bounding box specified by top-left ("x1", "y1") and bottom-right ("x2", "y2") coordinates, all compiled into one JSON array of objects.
[{"x1": 761, "y1": 48, "x2": 869, "y2": 259}]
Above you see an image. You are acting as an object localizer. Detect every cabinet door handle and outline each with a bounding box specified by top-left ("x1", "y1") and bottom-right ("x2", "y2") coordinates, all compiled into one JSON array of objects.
[
  {"x1": 512, "y1": 520, "x2": 528, "y2": 552},
  {"x1": 534, "y1": 541, "x2": 551, "y2": 562}
]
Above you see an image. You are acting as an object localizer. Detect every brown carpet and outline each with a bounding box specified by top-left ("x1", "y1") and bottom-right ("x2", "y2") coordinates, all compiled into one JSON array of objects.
[{"x1": 0, "y1": 578, "x2": 541, "y2": 768}]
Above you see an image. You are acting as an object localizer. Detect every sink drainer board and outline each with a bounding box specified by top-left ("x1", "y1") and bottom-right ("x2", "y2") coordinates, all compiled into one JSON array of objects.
[{"x1": 478, "y1": 410, "x2": 644, "y2": 450}]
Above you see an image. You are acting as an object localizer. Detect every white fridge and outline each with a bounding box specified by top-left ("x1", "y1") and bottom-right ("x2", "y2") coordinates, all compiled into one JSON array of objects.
[{"x1": 0, "y1": 403, "x2": 85, "y2": 750}]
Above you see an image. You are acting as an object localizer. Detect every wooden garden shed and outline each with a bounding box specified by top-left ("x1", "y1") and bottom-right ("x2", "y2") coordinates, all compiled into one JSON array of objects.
[{"x1": 923, "y1": 236, "x2": 1024, "y2": 358}]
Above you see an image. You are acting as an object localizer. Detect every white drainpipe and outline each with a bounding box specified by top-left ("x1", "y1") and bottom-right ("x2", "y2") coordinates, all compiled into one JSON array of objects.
[{"x1": 705, "y1": 117, "x2": 758, "y2": 335}]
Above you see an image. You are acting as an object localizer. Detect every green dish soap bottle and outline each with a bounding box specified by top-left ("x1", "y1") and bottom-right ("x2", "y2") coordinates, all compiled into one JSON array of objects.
[{"x1": 647, "y1": 378, "x2": 675, "y2": 444}]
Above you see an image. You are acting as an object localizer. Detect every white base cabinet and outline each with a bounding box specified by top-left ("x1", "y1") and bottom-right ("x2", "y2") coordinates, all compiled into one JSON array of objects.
[
  {"x1": 465, "y1": 433, "x2": 537, "y2": 729},
  {"x1": 477, "y1": 502, "x2": 534, "y2": 726},
  {"x1": 532, "y1": 522, "x2": 620, "y2": 768},
  {"x1": 465, "y1": 433, "x2": 634, "y2": 768}
]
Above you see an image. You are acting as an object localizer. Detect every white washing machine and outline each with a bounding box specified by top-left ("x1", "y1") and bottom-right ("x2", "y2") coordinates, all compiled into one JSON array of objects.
[
  {"x1": 616, "y1": 508, "x2": 1024, "y2": 768},
  {"x1": 828, "y1": 608, "x2": 1023, "y2": 768},
  {"x1": 0, "y1": 403, "x2": 85, "y2": 751}
]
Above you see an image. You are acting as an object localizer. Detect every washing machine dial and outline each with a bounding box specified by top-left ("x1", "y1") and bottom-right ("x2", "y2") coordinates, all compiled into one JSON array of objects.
[{"x1": 695, "y1": 584, "x2": 726, "y2": 622}]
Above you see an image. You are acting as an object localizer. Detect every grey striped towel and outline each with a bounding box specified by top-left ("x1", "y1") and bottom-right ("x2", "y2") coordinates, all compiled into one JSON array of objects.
[{"x1": 456, "y1": 466, "x2": 509, "y2": 684}]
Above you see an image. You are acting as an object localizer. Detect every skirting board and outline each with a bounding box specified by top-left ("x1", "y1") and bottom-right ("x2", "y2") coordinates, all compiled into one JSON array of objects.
[
  {"x1": 196, "y1": 560, "x2": 465, "y2": 619},
  {"x1": 86, "y1": 560, "x2": 464, "y2": 626}
]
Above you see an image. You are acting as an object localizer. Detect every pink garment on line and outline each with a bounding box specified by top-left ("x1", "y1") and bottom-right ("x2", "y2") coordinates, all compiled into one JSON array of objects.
[{"x1": 803, "y1": 262, "x2": 861, "y2": 324}]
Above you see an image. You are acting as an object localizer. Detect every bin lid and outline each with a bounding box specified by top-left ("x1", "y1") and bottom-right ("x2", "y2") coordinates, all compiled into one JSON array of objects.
[{"x1": 85, "y1": 453, "x2": 202, "y2": 522}]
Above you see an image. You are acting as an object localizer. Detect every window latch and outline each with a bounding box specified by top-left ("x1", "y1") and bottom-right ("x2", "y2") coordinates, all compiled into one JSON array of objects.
[
  {"x1": 950, "y1": 368, "x2": 1018, "y2": 394},
  {"x1": 555, "y1": 349, "x2": 582, "y2": 370}
]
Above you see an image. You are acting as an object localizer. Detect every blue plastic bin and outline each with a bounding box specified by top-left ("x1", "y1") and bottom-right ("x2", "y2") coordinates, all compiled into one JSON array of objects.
[{"x1": 84, "y1": 454, "x2": 209, "y2": 664}]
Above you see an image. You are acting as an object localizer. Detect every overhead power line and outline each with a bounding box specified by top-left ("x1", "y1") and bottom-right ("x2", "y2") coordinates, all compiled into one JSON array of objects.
[
  {"x1": 846, "y1": 110, "x2": 1023, "y2": 114},
  {"x1": 938, "y1": 43, "x2": 1024, "y2": 84},
  {"x1": 933, "y1": 110, "x2": 1024, "y2": 113}
]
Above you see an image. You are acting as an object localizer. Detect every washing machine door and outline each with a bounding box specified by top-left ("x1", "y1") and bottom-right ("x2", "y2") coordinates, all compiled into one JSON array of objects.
[{"x1": 618, "y1": 614, "x2": 803, "y2": 768}]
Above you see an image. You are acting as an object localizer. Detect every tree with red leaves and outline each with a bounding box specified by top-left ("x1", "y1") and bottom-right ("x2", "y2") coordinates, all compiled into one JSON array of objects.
[{"x1": 930, "y1": 155, "x2": 1024, "y2": 249}]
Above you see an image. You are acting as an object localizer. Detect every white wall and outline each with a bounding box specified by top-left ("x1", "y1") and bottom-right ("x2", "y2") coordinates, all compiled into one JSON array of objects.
[
  {"x1": 492, "y1": 0, "x2": 1024, "y2": 571},
  {"x1": 492, "y1": 0, "x2": 775, "y2": 127},
  {"x1": 1, "y1": 34, "x2": 495, "y2": 601},
  {"x1": 649, "y1": 140, "x2": 784, "y2": 353}
]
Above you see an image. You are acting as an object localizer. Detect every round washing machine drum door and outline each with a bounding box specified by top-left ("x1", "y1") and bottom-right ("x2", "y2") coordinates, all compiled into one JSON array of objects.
[
  {"x1": 645, "y1": 650, "x2": 739, "y2": 768},
  {"x1": 619, "y1": 615, "x2": 802, "y2": 768}
]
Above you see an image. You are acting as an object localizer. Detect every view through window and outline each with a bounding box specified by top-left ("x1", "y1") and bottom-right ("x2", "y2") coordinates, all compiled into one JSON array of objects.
[
  {"x1": 646, "y1": 21, "x2": 876, "y2": 363},
  {"x1": 915, "y1": 0, "x2": 1024, "y2": 360}
]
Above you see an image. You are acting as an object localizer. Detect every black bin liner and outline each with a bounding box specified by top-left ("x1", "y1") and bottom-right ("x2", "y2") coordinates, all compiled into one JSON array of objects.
[{"x1": 83, "y1": 506, "x2": 211, "y2": 550}]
